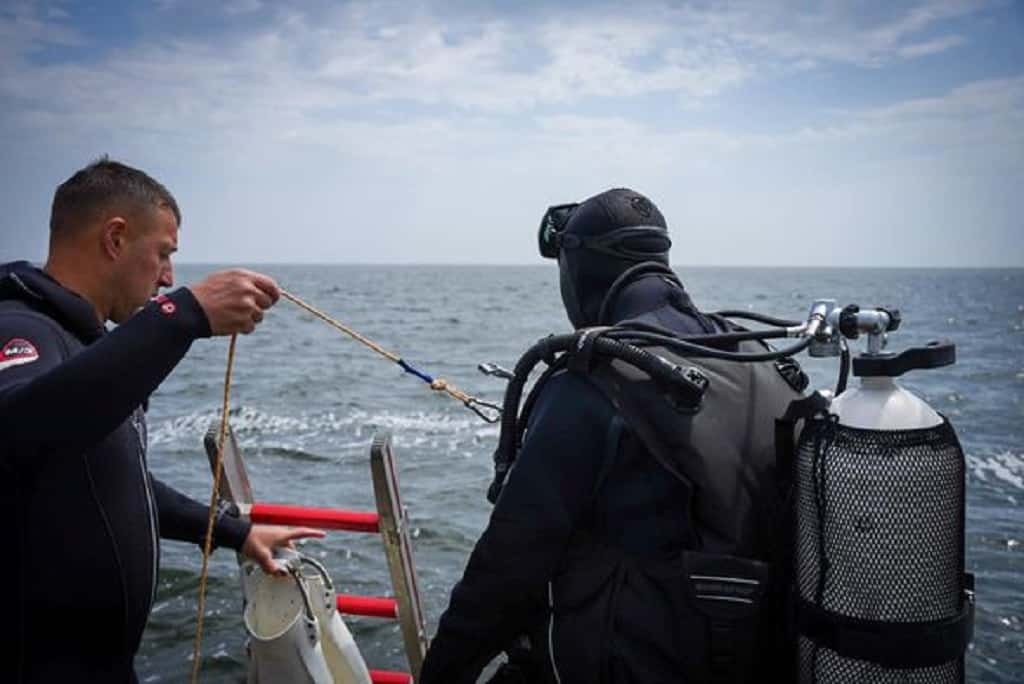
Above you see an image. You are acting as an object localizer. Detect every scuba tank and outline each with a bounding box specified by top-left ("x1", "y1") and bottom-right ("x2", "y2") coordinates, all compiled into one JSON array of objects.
[{"x1": 793, "y1": 305, "x2": 975, "y2": 681}]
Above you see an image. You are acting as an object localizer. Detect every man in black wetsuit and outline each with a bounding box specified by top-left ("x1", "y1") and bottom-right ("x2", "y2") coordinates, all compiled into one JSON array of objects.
[
  {"x1": 0, "y1": 159, "x2": 323, "y2": 683},
  {"x1": 420, "y1": 188, "x2": 803, "y2": 683}
]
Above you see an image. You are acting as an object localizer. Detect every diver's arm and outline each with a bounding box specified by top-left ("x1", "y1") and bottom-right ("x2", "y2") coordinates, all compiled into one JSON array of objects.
[
  {"x1": 420, "y1": 372, "x2": 614, "y2": 684},
  {"x1": 0, "y1": 289, "x2": 210, "y2": 471},
  {"x1": 151, "y1": 478, "x2": 251, "y2": 551}
]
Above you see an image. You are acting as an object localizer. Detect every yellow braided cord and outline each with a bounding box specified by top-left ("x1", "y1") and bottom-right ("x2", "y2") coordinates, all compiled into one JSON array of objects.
[
  {"x1": 281, "y1": 289, "x2": 486, "y2": 409},
  {"x1": 191, "y1": 334, "x2": 237, "y2": 683},
  {"x1": 280, "y1": 290, "x2": 400, "y2": 362},
  {"x1": 429, "y1": 378, "x2": 472, "y2": 404}
]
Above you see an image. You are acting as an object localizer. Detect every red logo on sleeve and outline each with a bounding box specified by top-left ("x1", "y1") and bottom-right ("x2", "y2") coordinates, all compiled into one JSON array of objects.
[
  {"x1": 0, "y1": 338, "x2": 40, "y2": 372},
  {"x1": 154, "y1": 294, "x2": 177, "y2": 315}
]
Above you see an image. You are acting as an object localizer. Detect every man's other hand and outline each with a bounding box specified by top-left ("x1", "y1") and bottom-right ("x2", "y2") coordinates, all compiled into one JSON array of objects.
[
  {"x1": 241, "y1": 524, "x2": 326, "y2": 576},
  {"x1": 189, "y1": 269, "x2": 281, "y2": 336}
]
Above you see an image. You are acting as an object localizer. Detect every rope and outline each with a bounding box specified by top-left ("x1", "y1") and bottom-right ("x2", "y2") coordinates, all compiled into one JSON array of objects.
[
  {"x1": 280, "y1": 289, "x2": 500, "y2": 422},
  {"x1": 189, "y1": 287, "x2": 498, "y2": 676},
  {"x1": 281, "y1": 290, "x2": 399, "y2": 362},
  {"x1": 191, "y1": 333, "x2": 238, "y2": 682}
]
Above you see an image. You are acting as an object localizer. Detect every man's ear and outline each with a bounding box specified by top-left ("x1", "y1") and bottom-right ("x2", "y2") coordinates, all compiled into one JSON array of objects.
[{"x1": 101, "y1": 216, "x2": 129, "y2": 260}]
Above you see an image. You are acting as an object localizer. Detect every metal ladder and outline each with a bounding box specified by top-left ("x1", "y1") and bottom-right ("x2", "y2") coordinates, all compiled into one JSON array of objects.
[{"x1": 205, "y1": 426, "x2": 428, "y2": 683}]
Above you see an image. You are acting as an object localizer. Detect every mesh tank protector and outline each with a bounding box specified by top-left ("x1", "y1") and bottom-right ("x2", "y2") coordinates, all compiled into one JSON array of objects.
[{"x1": 794, "y1": 323, "x2": 974, "y2": 682}]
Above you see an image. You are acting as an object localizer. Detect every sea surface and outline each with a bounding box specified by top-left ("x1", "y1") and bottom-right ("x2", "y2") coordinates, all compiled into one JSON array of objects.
[{"x1": 137, "y1": 265, "x2": 1023, "y2": 683}]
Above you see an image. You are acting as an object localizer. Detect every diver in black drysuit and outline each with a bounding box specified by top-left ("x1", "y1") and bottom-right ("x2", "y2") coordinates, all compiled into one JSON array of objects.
[
  {"x1": 421, "y1": 189, "x2": 797, "y2": 683},
  {"x1": 0, "y1": 261, "x2": 251, "y2": 683}
]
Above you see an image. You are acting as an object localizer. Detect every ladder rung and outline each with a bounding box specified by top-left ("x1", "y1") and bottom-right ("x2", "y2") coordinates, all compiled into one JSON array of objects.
[
  {"x1": 337, "y1": 594, "x2": 399, "y2": 619},
  {"x1": 370, "y1": 670, "x2": 413, "y2": 684},
  {"x1": 250, "y1": 502, "x2": 380, "y2": 533}
]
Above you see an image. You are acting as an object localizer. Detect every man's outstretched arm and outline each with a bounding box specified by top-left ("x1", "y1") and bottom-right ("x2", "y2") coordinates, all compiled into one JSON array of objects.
[
  {"x1": 0, "y1": 269, "x2": 279, "y2": 472},
  {"x1": 0, "y1": 289, "x2": 210, "y2": 470}
]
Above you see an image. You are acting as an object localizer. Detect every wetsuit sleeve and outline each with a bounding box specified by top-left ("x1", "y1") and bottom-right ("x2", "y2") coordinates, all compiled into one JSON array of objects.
[
  {"x1": 151, "y1": 478, "x2": 252, "y2": 551},
  {"x1": 420, "y1": 372, "x2": 617, "y2": 684},
  {"x1": 0, "y1": 288, "x2": 211, "y2": 472}
]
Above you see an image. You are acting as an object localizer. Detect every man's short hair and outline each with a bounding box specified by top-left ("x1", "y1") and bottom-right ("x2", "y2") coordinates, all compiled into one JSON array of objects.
[{"x1": 50, "y1": 157, "x2": 181, "y2": 235}]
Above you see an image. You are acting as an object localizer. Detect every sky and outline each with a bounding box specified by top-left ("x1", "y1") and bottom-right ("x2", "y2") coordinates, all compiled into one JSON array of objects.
[{"x1": 0, "y1": 0, "x2": 1022, "y2": 267}]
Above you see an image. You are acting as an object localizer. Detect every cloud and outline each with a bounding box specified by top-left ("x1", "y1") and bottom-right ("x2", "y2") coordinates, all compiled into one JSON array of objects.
[
  {"x1": 0, "y1": 0, "x2": 994, "y2": 132},
  {"x1": 898, "y1": 34, "x2": 967, "y2": 58},
  {"x1": 864, "y1": 75, "x2": 1024, "y2": 119},
  {"x1": 224, "y1": 0, "x2": 262, "y2": 15},
  {"x1": 0, "y1": 1, "x2": 82, "y2": 62},
  {"x1": 542, "y1": 71, "x2": 1024, "y2": 156},
  {"x1": 0, "y1": 1, "x2": 1020, "y2": 266},
  {"x1": 0, "y1": 0, "x2": 1015, "y2": 163},
  {"x1": 724, "y1": 0, "x2": 980, "y2": 67}
]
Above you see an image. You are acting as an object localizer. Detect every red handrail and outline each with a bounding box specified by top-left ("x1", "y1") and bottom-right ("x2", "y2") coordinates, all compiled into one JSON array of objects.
[
  {"x1": 370, "y1": 670, "x2": 413, "y2": 684},
  {"x1": 337, "y1": 594, "x2": 399, "y2": 619},
  {"x1": 250, "y1": 502, "x2": 380, "y2": 533}
]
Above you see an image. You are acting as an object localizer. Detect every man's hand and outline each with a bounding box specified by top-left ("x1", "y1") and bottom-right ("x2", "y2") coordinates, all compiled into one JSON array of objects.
[
  {"x1": 189, "y1": 269, "x2": 281, "y2": 336},
  {"x1": 241, "y1": 524, "x2": 326, "y2": 576}
]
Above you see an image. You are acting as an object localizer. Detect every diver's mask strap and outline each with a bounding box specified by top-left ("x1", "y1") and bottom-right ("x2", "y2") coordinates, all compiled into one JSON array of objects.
[
  {"x1": 538, "y1": 200, "x2": 672, "y2": 261},
  {"x1": 560, "y1": 226, "x2": 672, "y2": 261}
]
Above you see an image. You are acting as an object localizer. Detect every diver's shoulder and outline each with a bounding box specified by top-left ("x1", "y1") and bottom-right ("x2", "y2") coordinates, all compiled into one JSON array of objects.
[
  {"x1": 533, "y1": 368, "x2": 616, "y2": 421},
  {"x1": 542, "y1": 366, "x2": 603, "y2": 394}
]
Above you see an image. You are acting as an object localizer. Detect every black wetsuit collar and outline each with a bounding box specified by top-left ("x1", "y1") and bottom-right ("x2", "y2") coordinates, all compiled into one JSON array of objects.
[
  {"x1": 0, "y1": 260, "x2": 106, "y2": 343},
  {"x1": 604, "y1": 274, "x2": 718, "y2": 335}
]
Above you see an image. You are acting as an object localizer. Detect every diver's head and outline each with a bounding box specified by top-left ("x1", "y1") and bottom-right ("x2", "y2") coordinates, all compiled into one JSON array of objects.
[{"x1": 537, "y1": 188, "x2": 671, "y2": 328}]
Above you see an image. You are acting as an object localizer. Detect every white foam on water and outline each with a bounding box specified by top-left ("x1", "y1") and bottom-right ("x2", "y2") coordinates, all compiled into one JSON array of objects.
[
  {"x1": 152, "y1": 409, "x2": 1024, "y2": 491},
  {"x1": 353, "y1": 408, "x2": 489, "y2": 434},
  {"x1": 968, "y1": 451, "x2": 1024, "y2": 491},
  {"x1": 149, "y1": 405, "x2": 497, "y2": 450}
]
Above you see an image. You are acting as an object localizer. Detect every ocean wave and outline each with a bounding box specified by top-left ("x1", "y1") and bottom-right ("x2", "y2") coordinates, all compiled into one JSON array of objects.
[
  {"x1": 968, "y1": 451, "x2": 1024, "y2": 491},
  {"x1": 152, "y1": 409, "x2": 1024, "y2": 494},
  {"x1": 149, "y1": 405, "x2": 499, "y2": 448},
  {"x1": 254, "y1": 445, "x2": 331, "y2": 462}
]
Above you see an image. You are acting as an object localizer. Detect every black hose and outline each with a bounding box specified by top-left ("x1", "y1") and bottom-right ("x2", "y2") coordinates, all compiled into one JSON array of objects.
[
  {"x1": 611, "y1": 320, "x2": 792, "y2": 345},
  {"x1": 489, "y1": 334, "x2": 578, "y2": 503},
  {"x1": 835, "y1": 338, "x2": 850, "y2": 396},
  {"x1": 589, "y1": 336, "x2": 708, "y2": 395},
  {"x1": 714, "y1": 309, "x2": 802, "y2": 328},
  {"x1": 597, "y1": 262, "x2": 681, "y2": 325},
  {"x1": 606, "y1": 330, "x2": 812, "y2": 362},
  {"x1": 516, "y1": 356, "x2": 569, "y2": 451},
  {"x1": 488, "y1": 330, "x2": 715, "y2": 502}
]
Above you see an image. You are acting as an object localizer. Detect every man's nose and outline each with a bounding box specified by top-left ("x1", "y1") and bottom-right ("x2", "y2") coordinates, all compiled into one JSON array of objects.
[{"x1": 160, "y1": 264, "x2": 174, "y2": 288}]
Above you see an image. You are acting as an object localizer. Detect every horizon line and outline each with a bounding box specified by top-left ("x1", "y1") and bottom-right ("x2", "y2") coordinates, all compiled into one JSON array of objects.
[{"x1": 170, "y1": 261, "x2": 1024, "y2": 270}]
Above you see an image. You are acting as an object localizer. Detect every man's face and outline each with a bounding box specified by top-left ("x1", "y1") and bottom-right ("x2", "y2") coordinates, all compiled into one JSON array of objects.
[{"x1": 109, "y1": 206, "x2": 178, "y2": 323}]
